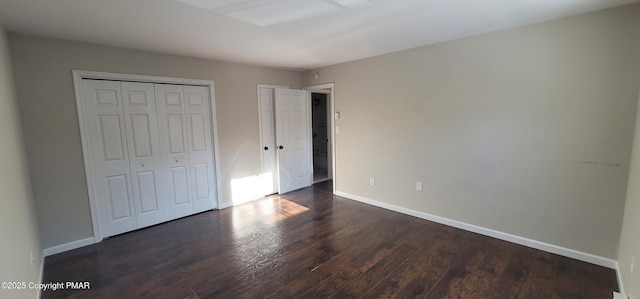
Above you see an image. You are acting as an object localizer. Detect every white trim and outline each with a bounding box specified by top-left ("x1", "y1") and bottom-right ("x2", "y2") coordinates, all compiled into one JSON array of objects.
[
  {"x1": 73, "y1": 71, "x2": 102, "y2": 243},
  {"x1": 304, "y1": 83, "x2": 336, "y2": 194},
  {"x1": 306, "y1": 90, "x2": 313, "y2": 188},
  {"x1": 42, "y1": 237, "x2": 96, "y2": 257},
  {"x1": 308, "y1": 89, "x2": 331, "y2": 94},
  {"x1": 335, "y1": 190, "x2": 618, "y2": 269},
  {"x1": 208, "y1": 82, "x2": 224, "y2": 212},
  {"x1": 219, "y1": 201, "x2": 234, "y2": 209},
  {"x1": 613, "y1": 292, "x2": 628, "y2": 299},
  {"x1": 72, "y1": 70, "x2": 222, "y2": 242},
  {"x1": 73, "y1": 71, "x2": 215, "y2": 86},
  {"x1": 37, "y1": 254, "x2": 44, "y2": 299},
  {"x1": 616, "y1": 262, "x2": 626, "y2": 296}
]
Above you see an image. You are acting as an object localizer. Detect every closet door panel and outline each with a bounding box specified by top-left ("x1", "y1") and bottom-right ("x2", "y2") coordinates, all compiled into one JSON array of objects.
[
  {"x1": 83, "y1": 80, "x2": 136, "y2": 237},
  {"x1": 105, "y1": 174, "x2": 132, "y2": 220},
  {"x1": 129, "y1": 115, "x2": 152, "y2": 157},
  {"x1": 122, "y1": 82, "x2": 167, "y2": 228},
  {"x1": 190, "y1": 114, "x2": 206, "y2": 152},
  {"x1": 184, "y1": 86, "x2": 216, "y2": 212},
  {"x1": 136, "y1": 171, "x2": 158, "y2": 212},
  {"x1": 170, "y1": 166, "x2": 190, "y2": 204},
  {"x1": 156, "y1": 84, "x2": 193, "y2": 219},
  {"x1": 167, "y1": 115, "x2": 186, "y2": 154},
  {"x1": 193, "y1": 163, "x2": 209, "y2": 200}
]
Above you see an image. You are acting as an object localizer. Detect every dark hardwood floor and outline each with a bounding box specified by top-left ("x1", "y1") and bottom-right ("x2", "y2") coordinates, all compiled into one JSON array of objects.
[{"x1": 42, "y1": 180, "x2": 617, "y2": 298}]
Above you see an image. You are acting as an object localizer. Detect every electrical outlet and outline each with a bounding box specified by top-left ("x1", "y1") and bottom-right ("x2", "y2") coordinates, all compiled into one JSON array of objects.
[
  {"x1": 369, "y1": 178, "x2": 375, "y2": 186},
  {"x1": 416, "y1": 182, "x2": 423, "y2": 191},
  {"x1": 631, "y1": 257, "x2": 635, "y2": 275},
  {"x1": 29, "y1": 252, "x2": 35, "y2": 269}
]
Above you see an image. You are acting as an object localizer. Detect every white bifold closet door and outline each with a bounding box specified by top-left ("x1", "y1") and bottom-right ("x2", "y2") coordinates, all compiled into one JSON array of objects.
[
  {"x1": 155, "y1": 84, "x2": 216, "y2": 220},
  {"x1": 83, "y1": 80, "x2": 166, "y2": 237},
  {"x1": 82, "y1": 79, "x2": 216, "y2": 238},
  {"x1": 122, "y1": 82, "x2": 167, "y2": 228}
]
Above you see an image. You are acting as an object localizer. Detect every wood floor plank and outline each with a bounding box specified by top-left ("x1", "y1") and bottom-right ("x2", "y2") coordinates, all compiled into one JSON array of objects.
[
  {"x1": 360, "y1": 226, "x2": 471, "y2": 298},
  {"x1": 41, "y1": 180, "x2": 619, "y2": 299},
  {"x1": 190, "y1": 198, "x2": 390, "y2": 297},
  {"x1": 294, "y1": 214, "x2": 429, "y2": 298},
  {"x1": 329, "y1": 243, "x2": 418, "y2": 299}
]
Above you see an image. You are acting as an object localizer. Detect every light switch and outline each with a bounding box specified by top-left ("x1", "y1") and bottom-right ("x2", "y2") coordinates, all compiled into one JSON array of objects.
[
  {"x1": 416, "y1": 182, "x2": 423, "y2": 191},
  {"x1": 335, "y1": 111, "x2": 340, "y2": 119}
]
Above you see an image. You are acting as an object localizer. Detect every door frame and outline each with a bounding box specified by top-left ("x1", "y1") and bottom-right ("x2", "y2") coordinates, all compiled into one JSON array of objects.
[
  {"x1": 309, "y1": 89, "x2": 332, "y2": 183},
  {"x1": 73, "y1": 70, "x2": 223, "y2": 242},
  {"x1": 304, "y1": 83, "x2": 336, "y2": 193},
  {"x1": 256, "y1": 84, "x2": 289, "y2": 195}
]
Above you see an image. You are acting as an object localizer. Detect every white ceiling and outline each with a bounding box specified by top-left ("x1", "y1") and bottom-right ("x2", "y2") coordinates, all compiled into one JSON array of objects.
[{"x1": 0, "y1": 0, "x2": 637, "y2": 70}]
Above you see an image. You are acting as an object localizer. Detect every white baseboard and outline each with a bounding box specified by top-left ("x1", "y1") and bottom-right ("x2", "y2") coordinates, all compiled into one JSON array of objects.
[
  {"x1": 42, "y1": 237, "x2": 95, "y2": 257},
  {"x1": 37, "y1": 254, "x2": 44, "y2": 299},
  {"x1": 219, "y1": 201, "x2": 233, "y2": 209},
  {"x1": 335, "y1": 191, "x2": 617, "y2": 269},
  {"x1": 614, "y1": 291, "x2": 628, "y2": 299},
  {"x1": 616, "y1": 262, "x2": 626, "y2": 296}
]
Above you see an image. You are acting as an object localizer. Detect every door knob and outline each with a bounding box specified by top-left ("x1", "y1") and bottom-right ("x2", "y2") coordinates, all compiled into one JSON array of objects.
[
  {"x1": 279, "y1": 145, "x2": 284, "y2": 149},
  {"x1": 175, "y1": 159, "x2": 179, "y2": 163},
  {"x1": 264, "y1": 146, "x2": 269, "y2": 150},
  {"x1": 141, "y1": 163, "x2": 145, "y2": 167}
]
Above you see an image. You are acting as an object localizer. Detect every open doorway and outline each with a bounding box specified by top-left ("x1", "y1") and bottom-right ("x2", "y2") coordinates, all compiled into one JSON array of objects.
[
  {"x1": 311, "y1": 92, "x2": 330, "y2": 183},
  {"x1": 305, "y1": 83, "x2": 335, "y2": 192}
]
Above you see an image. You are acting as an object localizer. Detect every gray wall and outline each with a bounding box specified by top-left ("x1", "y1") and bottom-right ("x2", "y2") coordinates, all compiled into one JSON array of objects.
[
  {"x1": 0, "y1": 23, "x2": 42, "y2": 298},
  {"x1": 8, "y1": 34, "x2": 302, "y2": 249},
  {"x1": 618, "y1": 86, "x2": 640, "y2": 296},
  {"x1": 303, "y1": 4, "x2": 640, "y2": 259}
]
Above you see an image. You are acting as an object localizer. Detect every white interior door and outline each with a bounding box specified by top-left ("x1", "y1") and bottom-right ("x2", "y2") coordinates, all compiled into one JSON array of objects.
[
  {"x1": 258, "y1": 87, "x2": 279, "y2": 194},
  {"x1": 121, "y1": 82, "x2": 167, "y2": 228},
  {"x1": 184, "y1": 86, "x2": 216, "y2": 213},
  {"x1": 156, "y1": 84, "x2": 193, "y2": 220},
  {"x1": 275, "y1": 88, "x2": 312, "y2": 193},
  {"x1": 83, "y1": 80, "x2": 137, "y2": 237}
]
